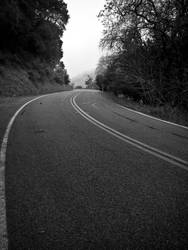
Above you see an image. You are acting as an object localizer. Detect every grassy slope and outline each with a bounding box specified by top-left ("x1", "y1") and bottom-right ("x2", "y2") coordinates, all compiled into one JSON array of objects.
[
  {"x1": 0, "y1": 54, "x2": 72, "y2": 97},
  {"x1": 103, "y1": 92, "x2": 188, "y2": 127}
]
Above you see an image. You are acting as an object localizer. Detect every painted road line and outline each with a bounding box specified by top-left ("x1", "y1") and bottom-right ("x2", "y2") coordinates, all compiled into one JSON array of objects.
[
  {"x1": 0, "y1": 94, "x2": 53, "y2": 250},
  {"x1": 71, "y1": 94, "x2": 188, "y2": 172},
  {"x1": 117, "y1": 104, "x2": 188, "y2": 130}
]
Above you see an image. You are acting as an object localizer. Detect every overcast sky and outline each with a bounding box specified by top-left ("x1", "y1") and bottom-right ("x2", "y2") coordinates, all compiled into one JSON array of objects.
[{"x1": 63, "y1": 0, "x2": 105, "y2": 78}]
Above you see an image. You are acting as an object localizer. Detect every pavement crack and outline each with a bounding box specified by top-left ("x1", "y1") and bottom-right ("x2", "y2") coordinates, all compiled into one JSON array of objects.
[
  {"x1": 171, "y1": 132, "x2": 188, "y2": 140},
  {"x1": 113, "y1": 111, "x2": 137, "y2": 123},
  {"x1": 146, "y1": 125, "x2": 157, "y2": 130},
  {"x1": 34, "y1": 129, "x2": 46, "y2": 134}
]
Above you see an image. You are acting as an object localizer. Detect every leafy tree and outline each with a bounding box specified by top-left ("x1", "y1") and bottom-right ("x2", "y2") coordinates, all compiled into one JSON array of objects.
[
  {"x1": 54, "y1": 62, "x2": 70, "y2": 85},
  {"x1": 0, "y1": 0, "x2": 69, "y2": 66},
  {"x1": 97, "y1": 0, "x2": 188, "y2": 108},
  {"x1": 85, "y1": 75, "x2": 93, "y2": 86}
]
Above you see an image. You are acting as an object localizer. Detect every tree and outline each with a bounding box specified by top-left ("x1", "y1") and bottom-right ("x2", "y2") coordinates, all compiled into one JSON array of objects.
[
  {"x1": 0, "y1": 0, "x2": 69, "y2": 67},
  {"x1": 97, "y1": 0, "x2": 188, "y2": 108},
  {"x1": 54, "y1": 62, "x2": 70, "y2": 85},
  {"x1": 85, "y1": 75, "x2": 93, "y2": 87}
]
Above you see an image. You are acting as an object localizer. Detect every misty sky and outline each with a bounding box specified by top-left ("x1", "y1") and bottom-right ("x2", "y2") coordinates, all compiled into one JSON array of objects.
[{"x1": 63, "y1": 0, "x2": 105, "y2": 78}]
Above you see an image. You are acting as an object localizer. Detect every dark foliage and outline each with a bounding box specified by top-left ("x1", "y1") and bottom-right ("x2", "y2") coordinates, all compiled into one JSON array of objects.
[
  {"x1": 97, "y1": 0, "x2": 188, "y2": 109},
  {"x1": 75, "y1": 85, "x2": 83, "y2": 89},
  {"x1": 0, "y1": 0, "x2": 69, "y2": 80},
  {"x1": 54, "y1": 62, "x2": 70, "y2": 85}
]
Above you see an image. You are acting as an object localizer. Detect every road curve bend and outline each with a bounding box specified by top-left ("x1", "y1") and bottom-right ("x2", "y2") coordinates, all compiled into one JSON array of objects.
[{"x1": 1, "y1": 90, "x2": 188, "y2": 249}]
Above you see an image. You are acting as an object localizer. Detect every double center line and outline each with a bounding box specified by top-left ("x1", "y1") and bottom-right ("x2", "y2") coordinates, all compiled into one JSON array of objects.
[{"x1": 71, "y1": 94, "x2": 188, "y2": 171}]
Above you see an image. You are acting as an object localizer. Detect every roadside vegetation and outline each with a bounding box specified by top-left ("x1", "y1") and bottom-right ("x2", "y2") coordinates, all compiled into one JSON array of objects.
[
  {"x1": 0, "y1": 0, "x2": 71, "y2": 96},
  {"x1": 103, "y1": 92, "x2": 188, "y2": 126},
  {"x1": 96, "y1": 0, "x2": 188, "y2": 125}
]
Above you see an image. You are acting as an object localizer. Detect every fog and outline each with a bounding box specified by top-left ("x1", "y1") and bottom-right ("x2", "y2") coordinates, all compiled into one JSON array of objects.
[{"x1": 63, "y1": 0, "x2": 105, "y2": 78}]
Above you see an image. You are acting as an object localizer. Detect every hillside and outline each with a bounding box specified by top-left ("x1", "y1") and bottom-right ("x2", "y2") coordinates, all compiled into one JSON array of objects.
[{"x1": 0, "y1": 0, "x2": 72, "y2": 96}]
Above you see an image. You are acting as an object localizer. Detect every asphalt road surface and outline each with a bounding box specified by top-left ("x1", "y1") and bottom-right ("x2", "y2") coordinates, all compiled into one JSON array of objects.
[{"x1": 1, "y1": 90, "x2": 188, "y2": 249}]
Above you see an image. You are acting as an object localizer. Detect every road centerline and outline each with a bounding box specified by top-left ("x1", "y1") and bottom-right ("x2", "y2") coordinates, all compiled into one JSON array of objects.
[{"x1": 71, "y1": 93, "x2": 188, "y2": 171}]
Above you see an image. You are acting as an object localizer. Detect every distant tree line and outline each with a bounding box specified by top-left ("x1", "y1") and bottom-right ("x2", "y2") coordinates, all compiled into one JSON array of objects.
[
  {"x1": 0, "y1": 0, "x2": 70, "y2": 85},
  {"x1": 96, "y1": 0, "x2": 188, "y2": 109}
]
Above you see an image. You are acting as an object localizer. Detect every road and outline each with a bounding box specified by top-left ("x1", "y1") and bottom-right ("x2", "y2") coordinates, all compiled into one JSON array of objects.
[{"x1": 1, "y1": 90, "x2": 188, "y2": 249}]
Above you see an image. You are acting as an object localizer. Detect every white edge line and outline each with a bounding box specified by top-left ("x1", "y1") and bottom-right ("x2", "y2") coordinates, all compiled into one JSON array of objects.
[
  {"x1": 71, "y1": 94, "x2": 188, "y2": 172},
  {"x1": 117, "y1": 104, "x2": 188, "y2": 130},
  {"x1": 84, "y1": 89, "x2": 188, "y2": 129},
  {"x1": 0, "y1": 93, "x2": 53, "y2": 250}
]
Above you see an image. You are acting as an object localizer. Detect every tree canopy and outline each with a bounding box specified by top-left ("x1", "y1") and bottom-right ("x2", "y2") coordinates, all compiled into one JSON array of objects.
[
  {"x1": 97, "y1": 0, "x2": 188, "y2": 108},
  {"x1": 0, "y1": 0, "x2": 69, "y2": 66}
]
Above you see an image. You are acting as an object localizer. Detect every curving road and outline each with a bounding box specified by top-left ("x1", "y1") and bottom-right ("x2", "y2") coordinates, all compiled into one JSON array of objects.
[{"x1": 1, "y1": 90, "x2": 188, "y2": 249}]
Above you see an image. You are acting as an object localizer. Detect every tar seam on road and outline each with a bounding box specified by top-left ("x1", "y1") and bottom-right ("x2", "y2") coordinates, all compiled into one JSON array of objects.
[
  {"x1": 71, "y1": 94, "x2": 188, "y2": 172},
  {"x1": 0, "y1": 94, "x2": 51, "y2": 250}
]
